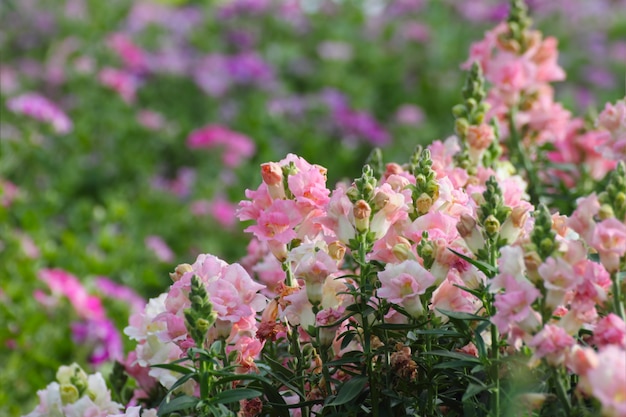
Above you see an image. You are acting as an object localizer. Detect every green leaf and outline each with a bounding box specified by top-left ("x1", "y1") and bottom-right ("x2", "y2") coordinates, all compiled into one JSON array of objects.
[
  {"x1": 157, "y1": 395, "x2": 199, "y2": 416},
  {"x1": 209, "y1": 388, "x2": 262, "y2": 405},
  {"x1": 151, "y1": 363, "x2": 194, "y2": 375},
  {"x1": 168, "y1": 372, "x2": 198, "y2": 393},
  {"x1": 422, "y1": 350, "x2": 482, "y2": 364},
  {"x1": 436, "y1": 309, "x2": 488, "y2": 322},
  {"x1": 462, "y1": 382, "x2": 489, "y2": 401},
  {"x1": 326, "y1": 376, "x2": 368, "y2": 406},
  {"x1": 448, "y1": 248, "x2": 497, "y2": 277}
]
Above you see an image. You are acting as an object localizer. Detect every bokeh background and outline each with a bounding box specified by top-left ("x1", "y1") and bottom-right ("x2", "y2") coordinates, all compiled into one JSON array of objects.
[{"x1": 1, "y1": 0, "x2": 625, "y2": 414}]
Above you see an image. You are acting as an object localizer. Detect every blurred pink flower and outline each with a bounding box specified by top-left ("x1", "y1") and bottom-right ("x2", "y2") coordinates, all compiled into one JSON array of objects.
[
  {"x1": 145, "y1": 235, "x2": 174, "y2": 263},
  {"x1": 72, "y1": 318, "x2": 123, "y2": 365},
  {"x1": 191, "y1": 196, "x2": 238, "y2": 228},
  {"x1": 187, "y1": 124, "x2": 255, "y2": 167},
  {"x1": 136, "y1": 109, "x2": 165, "y2": 131},
  {"x1": 0, "y1": 179, "x2": 19, "y2": 207},
  {"x1": 593, "y1": 313, "x2": 626, "y2": 349},
  {"x1": 591, "y1": 217, "x2": 626, "y2": 273},
  {"x1": 107, "y1": 32, "x2": 148, "y2": 73},
  {"x1": 38, "y1": 268, "x2": 105, "y2": 320},
  {"x1": 395, "y1": 104, "x2": 424, "y2": 126},
  {"x1": 6, "y1": 92, "x2": 72, "y2": 134},
  {"x1": 98, "y1": 67, "x2": 139, "y2": 103},
  {"x1": 528, "y1": 324, "x2": 575, "y2": 366}
]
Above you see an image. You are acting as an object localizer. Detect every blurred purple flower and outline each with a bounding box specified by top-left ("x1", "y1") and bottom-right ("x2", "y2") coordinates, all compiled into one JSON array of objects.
[
  {"x1": 227, "y1": 51, "x2": 275, "y2": 86},
  {"x1": 72, "y1": 318, "x2": 123, "y2": 365},
  {"x1": 217, "y1": 0, "x2": 272, "y2": 19},
  {"x1": 151, "y1": 167, "x2": 196, "y2": 198},
  {"x1": 584, "y1": 66, "x2": 615, "y2": 89}
]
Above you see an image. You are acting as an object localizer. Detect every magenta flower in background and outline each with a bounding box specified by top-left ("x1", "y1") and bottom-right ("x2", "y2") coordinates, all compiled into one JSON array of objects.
[
  {"x1": 98, "y1": 67, "x2": 140, "y2": 104},
  {"x1": 187, "y1": 124, "x2": 255, "y2": 167},
  {"x1": 145, "y1": 235, "x2": 175, "y2": 263},
  {"x1": 6, "y1": 92, "x2": 72, "y2": 134},
  {"x1": 95, "y1": 277, "x2": 146, "y2": 314},
  {"x1": 37, "y1": 268, "x2": 105, "y2": 320},
  {"x1": 72, "y1": 318, "x2": 123, "y2": 365},
  {"x1": 0, "y1": 179, "x2": 19, "y2": 207},
  {"x1": 191, "y1": 197, "x2": 238, "y2": 228}
]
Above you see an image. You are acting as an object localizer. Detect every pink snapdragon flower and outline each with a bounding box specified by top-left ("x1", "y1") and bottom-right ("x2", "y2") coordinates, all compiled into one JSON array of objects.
[
  {"x1": 577, "y1": 345, "x2": 626, "y2": 417},
  {"x1": 491, "y1": 275, "x2": 541, "y2": 335},
  {"x1": 590, "y1": 217, "x2": 626, "y2": 273},
  {"x1": 528, "y1": 324, "x2": 575, "y2": 366},
  {"x1": 596, "y1": 98, "x2": 626, "y2": 160},
  {"x1": 593, "y1": 313, "x2": 626, "y2": 349},
  {"x1": 377, "y1": 260, "x2": 436, "y2": 318},
  {"x1": 7, "y1": 92, "x2": 72, "y2": 134}
]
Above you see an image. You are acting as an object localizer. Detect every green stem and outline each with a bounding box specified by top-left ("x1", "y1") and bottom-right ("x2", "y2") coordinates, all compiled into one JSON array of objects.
[
  {"x1": 612, "y1": 271, "x2": 625, "y2": 320},
  {"x1": 490, "y1": 324, "x2": 500, "y2": 417},
  {"x1": 552, "y1": 368, "x2": 572, "y2": 415},
  {"x1": 357, "y1": 232, "x2": 379, "y2": 417}
]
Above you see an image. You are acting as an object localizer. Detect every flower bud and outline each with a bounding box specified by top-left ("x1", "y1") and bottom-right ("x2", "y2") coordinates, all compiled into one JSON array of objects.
[
  {"x1": 452, "y1": 104, "x2": 466, "y2": 118},
  {"x1": 415, "y1": 192, "x2": 433, "y2": 215},
  {"x1": 484, "y1": 214, "x2": 500, "y2": 237},
  {"x1": 457, "y1": 214, "x2": 485, "y2": 253},
  {"x1": 170, "y1": 263, "x2": 193, "y2": 282},
  {"x1": 392, "y1": 239, "x2": 414, "y2": 261},
  {"x1": 328, "y1": 241, "x2": 346, "y2": 262},
  {"x1": 599, "y1": 203, "x2": 614, "y2": 220},
  {"x1": 60, "y1": 383, "x2": 80, "y2": 405},
  {"x1": 501, "y1": 206, "x2": 529, "y2": 244},
  {"x1": 373, "y1": 190, "x2": 390, "y2": 211},
  {"x1": 354, "y1": 200, "x2": 371, "y2": 232},
  {"x1": 261, "y1": 162, "x2": 286, "y2": 200},
  {"x1": 268, "y1": 241, "x2": 288, "y2": 263}
]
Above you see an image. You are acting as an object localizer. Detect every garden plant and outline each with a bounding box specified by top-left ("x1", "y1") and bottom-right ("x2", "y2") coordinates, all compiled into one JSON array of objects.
[{"x1": 1, "y1": 0, "x2": 626, "y2": 416}]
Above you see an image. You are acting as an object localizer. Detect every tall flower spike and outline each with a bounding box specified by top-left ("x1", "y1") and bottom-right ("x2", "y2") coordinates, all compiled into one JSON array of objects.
[
  {"x1": 599, "y1": 161, "x2": 626, "y2": 221},
  {"x1": 479, "y1": 176, "x2": 512, "y2": 238},
  {"x1": 409, "y1": 147, "x2": 439, "y2": 219},
  {"x1": 347, "y1": 164, "x2": 377, "y2": 204},
  {"x1": 503, "y1": 0, "x2": 533, "y2": 53},
  {"x1": 184, "y1": 275, "x2": 217, "y2": 348},
  {"x1": 529, "y1": 204, "x2": 557, "y2": 261},
  {"x1": 452, "y1": 62, "x2": 496, "y2": 172}
]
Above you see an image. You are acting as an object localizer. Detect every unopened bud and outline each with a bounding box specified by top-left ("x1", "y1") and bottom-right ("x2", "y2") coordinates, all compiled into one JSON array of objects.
[
  {"x1": 196, "y1": 318, "x2": 211, "y2": 333},
  {"x1": 328, "y1": 241, "x2": 346, "y2": 262},
  {"x1": 354, "y1": 200, "x2": 371, "y2": 232},
  {"x1": 599, "y1": 203, "x2": 614, "y2": 220},
  {"x1": 484, "y1": 214, "x2": 500, "y2": 237},
  {"x1": 261, "y1": 162, "x2": 286, "y2": 200},
  {"x1": 452, "y1": 104, "x2": 466, "y2": 118},
  {"x1": 170, "y1": 263, "x2": 193, "y2": 282},
  {"x1": 268, "y1": 241, "x2": 288, "y2": 262},
  {"x1": 455, "y1": 118, "x2": 470, "y2": 136},
  {"x1": 60, "y1": 384, "x2": 80, "y2": 405},
  {"x1": 415, "y1": 192, "x2": 433, "y2": 215},
  {"x1": 373, "y1": 190, "x2": 390, "y2": 211},
  {"x1": 457, "y1": 213, "x2": 477, "y2": 238},
  {"x1": 385, "y1": 163, "x2": 404, "y2": 176},
  {"x1": 392, "y1": 240, "x2": 414, "y2": 261},
  {"x1": 524, "y1": 250, "x2": 542, "y2": 282}
]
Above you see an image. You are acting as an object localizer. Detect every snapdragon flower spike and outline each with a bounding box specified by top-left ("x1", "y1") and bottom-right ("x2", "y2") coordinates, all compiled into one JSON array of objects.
[
  {"x1": 599, "y1": 161, "x2": 626, "y2": 222},
  {"x1": 408, "y1": 147, "x2": 439, "y2": 219},
  {"x1": 529, "y1": 204, "x2": 557, "y2": 262},
  {"x1": 479, "y1": 176, "x2": 512, "y2": 239},
  {"x1": 184, "y1": 275, "x2": 217, "y2": 348},
  {"x1": 502, "y1": 0, "x2": 533, "y2": 53},
  {"x1": 453, "y1": 63, "x2": 496, "y2": 171}
]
